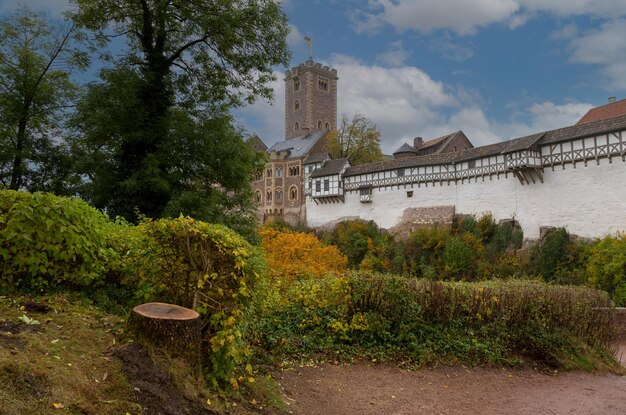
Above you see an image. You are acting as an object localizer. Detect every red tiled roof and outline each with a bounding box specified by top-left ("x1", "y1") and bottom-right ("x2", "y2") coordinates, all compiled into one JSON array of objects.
[
  {"x1": 421, "y1": 135, "x2": 446, "y2": 148},
  {"x1": 577, "y1": 99, "x2": 626, "y2": 125}
]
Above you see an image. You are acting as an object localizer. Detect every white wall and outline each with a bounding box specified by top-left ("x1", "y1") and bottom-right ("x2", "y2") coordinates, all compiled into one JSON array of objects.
[{"x1": 307, "y1": 157, "x2": 626, "y2": 239}]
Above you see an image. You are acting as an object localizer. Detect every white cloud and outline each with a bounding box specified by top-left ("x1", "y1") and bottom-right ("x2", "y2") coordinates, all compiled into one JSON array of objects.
[
  {"x1": 232, "y1": 71, "x2": 285, "y2": 144},
  {"x1": 551, "y1": 23, "x2": 578, "y2": 40},
  {"x1": 568, "y1": 19, "x2": 626, "y2": 90},
  {"x1": 286, "y1": 24, "x2": 306, "y2": 50},
  {"x1": 353, "y1": 0, "x2": 626, "y2": 36},
  {"x1": 355, "y1": 0, "x2": 519, "y2": 35},
  {"x1": 430, "y1": 35, "x2": 474, "y2": 61},
  {"x1": 375, "y1": 40, "x2": 409, "y2": 67}
]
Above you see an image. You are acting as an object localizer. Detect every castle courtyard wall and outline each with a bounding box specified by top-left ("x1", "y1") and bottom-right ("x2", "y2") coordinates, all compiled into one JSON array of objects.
[{"x1": 307, "y1": 156, "x2": 626, "y2": 239}]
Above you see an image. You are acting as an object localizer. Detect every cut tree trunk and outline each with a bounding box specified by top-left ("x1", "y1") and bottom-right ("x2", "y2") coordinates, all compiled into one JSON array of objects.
[{"x1": 128, "y1": 302, "x2": 201, "y2": 364}]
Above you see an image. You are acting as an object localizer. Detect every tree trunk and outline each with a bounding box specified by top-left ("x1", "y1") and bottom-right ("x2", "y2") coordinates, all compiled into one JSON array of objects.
[{"x1": 128, "y1": 302, "x2": 201, "y2": 364}]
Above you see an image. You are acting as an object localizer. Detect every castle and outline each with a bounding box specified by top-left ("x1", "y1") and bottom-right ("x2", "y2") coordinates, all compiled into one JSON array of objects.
[{"x1": 253, "y1": 61, "x2": 626, "y2": 239}]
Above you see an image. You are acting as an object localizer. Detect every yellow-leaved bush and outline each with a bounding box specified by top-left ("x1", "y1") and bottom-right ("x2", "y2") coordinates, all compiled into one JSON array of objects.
[
  {"x1": 259, "y1": 226, "x2": 347, "y2": 283},
  {"x1": 120, "y1": 216, "x2": 264, "y2": 388}
]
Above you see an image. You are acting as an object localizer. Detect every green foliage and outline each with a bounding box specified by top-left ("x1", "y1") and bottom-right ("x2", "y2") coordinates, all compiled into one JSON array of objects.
[
  {"x1": 321, "y1": 220, "x2": 382, "y2": 268},
  {"x1": 252, "y1": 273, "x2": 618, "y2": 370},
  {"x1": 327, "y1": 114, "x2": 384, "y2": 166},
  {"x1": 530, "y1": 228, "x2": 571, "y2": 281},
  {"x1": 587, "y1": 234, "x2": 626, "y2": 306},
  {"x1": 442, "y1": 233, "x2": 484, "y2": 280},
  {"x1": 0, "y1": 7, "x2": 87, "y2": 191},
  {"x1": 120, "y1": 215, "x2": 263, "y2": 388},
  {"x1": 70, "y1": 0, "x2": 290, "y2": 221},
  {"x1": 0, "y1": 190, "x2": 118, "y2": 290}
]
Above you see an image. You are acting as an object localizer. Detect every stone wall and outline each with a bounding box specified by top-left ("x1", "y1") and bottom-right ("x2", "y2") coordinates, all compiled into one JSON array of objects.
[
  {"x1": 389, "y1": 206, "x2": 455, "y2": 239},
  {"x1": 307, "y1": 156, "x2": 626, "y2": 239}
]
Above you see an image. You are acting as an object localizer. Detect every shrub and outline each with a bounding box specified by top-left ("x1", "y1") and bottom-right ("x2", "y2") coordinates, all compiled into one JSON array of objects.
[
  {"x1": 0, "y1": 190, "x2": 118, "y2": 290},
  {"x1": 253, "y1": 273, "x2": 618, "y2": 370},
  {"x1": 442, "y1": 233, "x2": 485, "y2": 280},
  {"x1": 122, "y1": 216, "x2": 263, "y2": 387},
  {"x1": 587, "y1": 234, "x2": 626, "y2": 306},
  {"x1": 321, "y1": 220, "x2": 382, "y2": 268},
  {"x1": 260, "y1": 227, "x2": 347, "y2": 283},
  {"x1": 530, "y1": 227, "x2": 571, "y2": 281}
]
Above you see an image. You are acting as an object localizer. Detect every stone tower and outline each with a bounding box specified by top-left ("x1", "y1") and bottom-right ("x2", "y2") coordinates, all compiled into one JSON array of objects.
[{"x1": 284, "y1": 60, "x2": 338, "y2": 140}]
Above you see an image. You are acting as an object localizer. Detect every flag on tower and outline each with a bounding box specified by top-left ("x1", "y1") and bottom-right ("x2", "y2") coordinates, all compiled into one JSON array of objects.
[{"x1": 304, "y1": 36, "x2": 312, "y2": 59}]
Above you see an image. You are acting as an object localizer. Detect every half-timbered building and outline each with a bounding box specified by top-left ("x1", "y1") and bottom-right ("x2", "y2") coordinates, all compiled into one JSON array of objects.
[{"x1": 307, "y1": 113, "x2": 626, "y2": 239}]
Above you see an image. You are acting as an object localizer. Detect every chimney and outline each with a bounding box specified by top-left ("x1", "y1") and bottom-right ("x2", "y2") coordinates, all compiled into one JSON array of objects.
[
  {"x1": 414, "y1": 136, "x2": 424, "y2": 149},
  {"x1": 608, "y1": 96, "x2": 617, "y2": 104}
]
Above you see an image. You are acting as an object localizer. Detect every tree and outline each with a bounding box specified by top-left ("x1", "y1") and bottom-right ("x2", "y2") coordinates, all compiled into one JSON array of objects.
[
  {"x1": 71, "y1": 67, "x2": 265, "y2": 239},
  {"x1": 328, "y1": 114, "x2": 384, "y2": 166},
  {"x1": 0, "y1": 8, "x2": 88, "y2": 191},
  {"x1": 71, "y1": 0, "x2": 290, "y2": 220}
]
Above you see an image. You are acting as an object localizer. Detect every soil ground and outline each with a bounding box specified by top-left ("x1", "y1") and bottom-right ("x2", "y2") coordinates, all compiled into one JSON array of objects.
[{"x1": 276, "y1": 343, "x2": 626, "y2": 415}]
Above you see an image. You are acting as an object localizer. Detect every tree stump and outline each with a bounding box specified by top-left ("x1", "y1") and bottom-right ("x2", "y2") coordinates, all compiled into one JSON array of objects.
[{"x1": 128, "y1": 302, "x2": 201, "y2": 364}]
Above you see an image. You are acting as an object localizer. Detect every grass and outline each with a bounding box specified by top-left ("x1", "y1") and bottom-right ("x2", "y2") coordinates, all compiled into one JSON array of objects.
[{"x1": 0, "y1": 294, "x2": 137, "y2": 415}]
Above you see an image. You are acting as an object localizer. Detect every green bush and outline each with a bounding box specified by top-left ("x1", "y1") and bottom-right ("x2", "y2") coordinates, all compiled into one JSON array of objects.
[
  {"x1": 587, "y1": 234, "x2": 626, "y2": 306},
  {"x1": 0, "y1": 190, "x2": 118, "y2": 290},
  {"x1": 252, "y1": 273, "x2": 618, "y2": 370},
  {"x1": 121, "y1": 216, "x2": 263, "y2": 387},
  {"x1": 530, "y1": 228, "x2": 571, "y2": 281}
]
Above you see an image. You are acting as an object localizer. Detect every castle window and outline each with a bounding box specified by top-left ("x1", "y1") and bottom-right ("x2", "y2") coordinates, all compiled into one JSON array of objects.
[
  {"x1": 266, "y1": 168, "x2": 272, "y2": 177},
  {"x1": 275, "y1": 189, "x2": 283, "y2": 202},
  {"x1": 289, "y1": 186, "x2": 298, "y2": 201},
  {"x1": 294, "y1": 100, "x2": 300, "y2": 110},
  {"x1": 295, "y1": 122, "x2": 299, "y2": 131},
  {"x1": 317, "y1": 120, "x2": 322, "y2": 129},
  {"x1": 294, "y1": 77, "x2": 300, "y2": 91},
  {"x1": 288, "y1": 166, "x2": 300, "y2": 176},
  {"x1": 318, "y1": 77, "x2": 328, "y2": 91},
  {"x1": 324, "y1": 179, "x2": 329, "y2": 191},
  {"x1": 325, "y1": 122, "x2": 330, "y2": 129},
  {"x1": 255, "y1": 190, "x2": 262, "y2": 203},
  {"x1": 266, "y1": 189, "x2": 272, "y2": 201},
  {"x1": 275, "y1": 167, "x2": 283, "y2": 177},
  {"x1": 255, "y1": 171, "x2": 263, "y2": 181},
  {"x1": 407, "y1": 191, "x2": 413, "y2": 198},
  {"x1": 315, "y1": 180, "x2": 321, "y2": 192}
]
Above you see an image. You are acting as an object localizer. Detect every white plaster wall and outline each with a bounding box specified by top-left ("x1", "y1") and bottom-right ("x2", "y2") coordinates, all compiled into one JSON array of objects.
[{"x1": 307, "y1": 158, "x2": 626, "y2": 239}]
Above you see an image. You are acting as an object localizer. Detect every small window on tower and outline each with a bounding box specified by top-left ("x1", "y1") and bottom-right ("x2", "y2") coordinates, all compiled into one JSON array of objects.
[
  {"x1": 325, "y1": 122, "x2": 330, "y2": 129},
  {"x1": 318, "y1": 120, "x2": 322, "y2": 129},
  {"x1": 294, "y1": 77, "x2": 300, "y2": 91},
  {"x1": 318, "y1": 77, "x2": 328, "y2": 91},
  {"x1": 295, "y1": 122, "x2": 299, "y2": 131},
  {"x1": 294, "y1": 100, "x2": 300, "y2": 110}
]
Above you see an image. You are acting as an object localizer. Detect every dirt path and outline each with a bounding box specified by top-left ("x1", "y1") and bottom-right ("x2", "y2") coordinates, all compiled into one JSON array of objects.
[{"x1": 278, "y1": 348, "x2": 626, "y2": 415}]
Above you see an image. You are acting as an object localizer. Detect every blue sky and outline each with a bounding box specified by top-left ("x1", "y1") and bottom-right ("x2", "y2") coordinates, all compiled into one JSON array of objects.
[{"x1": 4, "y1": 0, "x2": 626, "y2": 153}]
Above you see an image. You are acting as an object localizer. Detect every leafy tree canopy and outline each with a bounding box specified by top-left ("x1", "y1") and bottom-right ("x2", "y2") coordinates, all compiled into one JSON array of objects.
[
  {"x1": 328, "y1": 114, "x2": 384, "y2": 166},
  {"x1": 69, "y1": 0, "x2": 290, "y2": 226},
  {"x1": 0, "y1": 7, "x2": 88, "y2": 192}
]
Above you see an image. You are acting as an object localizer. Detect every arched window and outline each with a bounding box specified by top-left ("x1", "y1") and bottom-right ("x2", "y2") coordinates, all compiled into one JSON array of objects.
[
  {"x1": 289, "y1": 186, "x2": 298, "y2": 201},
  {"x1": 266, "y1": 189, "x2": 272, "y2": 202},
  {"x1": 294, "y1": 100, "x2": 300, "y2": 110},
  {"x1": 275, "y1": 189, "x2": 283, "y2": 203},
  {"x1": 317, "y1": 120, "x2": 322, "y2": 129},
  {"x1": 325, "y1": 122, "x2": 330, "y2": 129},
  {"x1": 295, "y1": 122, "x2": 299, "y2": 131},
  {"x1": 255, "y1": 190, "x2": 261, "y2": 203},
  {"x1": 275, "y1": 167, "x2": 283, "y2": 177},
  {"x1": 294, "y1": 77, "x2": 300, "y2": 91}
]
